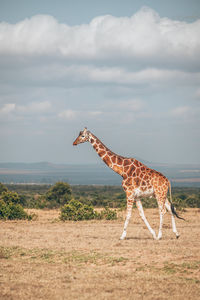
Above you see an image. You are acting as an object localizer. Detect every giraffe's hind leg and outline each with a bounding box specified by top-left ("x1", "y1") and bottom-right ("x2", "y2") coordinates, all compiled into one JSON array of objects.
[
  {"x1": 157, "y1": 204, "x2": 166, "y2": 240},
  {"x1": 165, "y1": 199, "x2": 180, "y2": 238},
  {"x1": 136, "y1": 200, "x2": 157, "y2": 239},
  {"x1": 154, "y1": 186, "x2": 168, "y2": 240}
]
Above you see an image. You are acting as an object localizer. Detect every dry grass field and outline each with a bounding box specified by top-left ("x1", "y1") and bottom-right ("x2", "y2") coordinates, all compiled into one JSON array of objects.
[{"x1": 0, "y1": 208, "x2": 200, "y2": 300}]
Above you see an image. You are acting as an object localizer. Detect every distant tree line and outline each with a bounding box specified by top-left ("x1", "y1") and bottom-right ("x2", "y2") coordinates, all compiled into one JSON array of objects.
[
  {"x1": 2, "y1": 182, "x2": 200, "y2": 210},
  {"x1": 0, "y1": 182, "x2": 117, "y2": 220}
]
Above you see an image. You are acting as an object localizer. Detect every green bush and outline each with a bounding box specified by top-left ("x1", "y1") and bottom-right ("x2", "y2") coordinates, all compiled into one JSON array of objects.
[
  {"x1": 0, "y1": 183, "x2": 8, "y2": 194},
  {"x1": 0, "y1": 189, "x2": 26, "y2": 206},
  {"x1": 186, "y1": 195, "x2": 200, "y2": 208},
  {"x1": 0, "y1": 200, "x2": 33, "y2": 220},
  {"x1": 27, "y1": 196, "x2": 48, "y2": 209},
  {"x1": 60, "y1": 200, "x2": 117, "y2": 221},
  {"x1": 60, "y1": 199, "x2": 97, "y2": 221},
  {"x1": 99, "y1": 207, "x2": 117, "y2": 220},
  {"x1": 7, "y1": 202, "x2": 32, "y2": 220},
  {"x1": 0, "y1": 200, "x2": 10, "y2": 219},
  {"x1": 1, "y1": 191, "x2": 20, "y2": 204},
  {"x1": 44, "y1": 182, "x2": 72, "y2": 208}
]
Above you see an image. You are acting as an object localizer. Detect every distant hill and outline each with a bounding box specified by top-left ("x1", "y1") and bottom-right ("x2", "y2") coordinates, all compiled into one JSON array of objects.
[
  {"x1": 0, "y1": 162, "x2": 63, "y2": 170},
  {"x1": 0, "y1": 161, "x2": 200, "y2": 186}
]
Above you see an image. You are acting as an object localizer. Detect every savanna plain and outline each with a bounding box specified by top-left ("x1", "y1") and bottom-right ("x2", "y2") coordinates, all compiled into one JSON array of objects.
[{"x1": 0, "y1": 208, "x2": 200, "y2": 300}]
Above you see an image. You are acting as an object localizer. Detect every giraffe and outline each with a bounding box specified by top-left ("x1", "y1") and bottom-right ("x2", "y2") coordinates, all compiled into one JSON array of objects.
[{"x1": 73, "y1": 127, "x2": 184, "y2": 240}]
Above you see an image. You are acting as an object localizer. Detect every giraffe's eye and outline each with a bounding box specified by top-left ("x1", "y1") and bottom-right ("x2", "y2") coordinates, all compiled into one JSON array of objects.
[{"x1": 82, "y1": 135, "x2": 84, "y2": 138}]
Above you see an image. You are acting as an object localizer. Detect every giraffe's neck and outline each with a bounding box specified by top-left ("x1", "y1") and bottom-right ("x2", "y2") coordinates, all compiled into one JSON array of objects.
[{"x1": 89, "y1": 133, "x2": 124, "y2": 176}]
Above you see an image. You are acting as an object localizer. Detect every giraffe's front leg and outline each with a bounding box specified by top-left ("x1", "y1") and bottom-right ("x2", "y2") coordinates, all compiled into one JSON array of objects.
[{"x1": 120, "y1": 195, "x2": 134, "y2": 240}]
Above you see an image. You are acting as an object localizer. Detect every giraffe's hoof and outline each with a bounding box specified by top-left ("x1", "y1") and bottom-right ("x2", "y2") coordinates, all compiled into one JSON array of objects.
[
  {"x1": 120, "y1": 232, "x2": 126, "y2": 240},
  {"x1": 152, "y1": 233, "x2": 157, "y2": 240},
  {"x1": 176, "y1": 234, "x2": 180, "y2": 239},
  {"x1": 157, "y1": 233, "x2": 162, "y2": 240}
]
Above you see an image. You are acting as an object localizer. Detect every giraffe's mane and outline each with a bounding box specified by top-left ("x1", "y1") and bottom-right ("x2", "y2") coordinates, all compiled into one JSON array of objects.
[
  {"x1": 91, "y1": 133, "x2": 126, "y2": 159},
  {"x1": 90, "y1": 132, "x2": 158, "y2": 171}
]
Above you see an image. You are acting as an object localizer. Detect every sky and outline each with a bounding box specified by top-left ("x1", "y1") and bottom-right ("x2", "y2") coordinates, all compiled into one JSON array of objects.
[{"x1": 0, "y1": 0, "x2": 200, "y2": 165}]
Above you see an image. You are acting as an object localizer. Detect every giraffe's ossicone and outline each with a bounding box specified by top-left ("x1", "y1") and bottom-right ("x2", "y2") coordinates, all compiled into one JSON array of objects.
[{"x1": 73, "y1": 127, "x2": 184, "y2": 240}]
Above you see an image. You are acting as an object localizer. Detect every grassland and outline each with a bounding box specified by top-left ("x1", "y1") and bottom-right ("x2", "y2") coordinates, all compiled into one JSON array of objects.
[{"x1": 0, "y1": 208, "x2": 200, "y2": 299}]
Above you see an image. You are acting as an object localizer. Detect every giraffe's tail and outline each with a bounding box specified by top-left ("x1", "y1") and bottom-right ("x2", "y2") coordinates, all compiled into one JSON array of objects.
[{"x1": 169, "y1": 182, "x2": 185, "y2": 221}]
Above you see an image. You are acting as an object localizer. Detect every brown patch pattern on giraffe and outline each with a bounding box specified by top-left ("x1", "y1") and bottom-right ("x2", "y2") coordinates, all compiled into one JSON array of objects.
[
  {"x1": 113, "y1": 165, "x2": 123, "y2": 175},
  {"x1": 98, "y1": 150, "x2": 106, "y2": 157},
  {"x1": 99, "y1": 144, "x2": 104, "y2": 150},
  {"x1": 111, "y1": 156, "x2": 116, "y2": 163},
  {"x1": 117, "y1": 157, "x2": 123, "y2": 165},
  {"x1": 103, "y1": 155, "x2": 112, "y2": 166},
  {"x1": 124, "y1": 159, "x2": 131, "y2": 166}
]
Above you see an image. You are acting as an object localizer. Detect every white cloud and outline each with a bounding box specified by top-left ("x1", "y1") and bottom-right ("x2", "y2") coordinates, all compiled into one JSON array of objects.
[
  {"x1": 0, "y1": 103, "x2": 16, "y2": 114},
  {"x1": 17, "y1": 101, "x2": 51, "y2": 114},
  {"x1": 195, "y1": 88, "x2": 200, "y2": 99},
  {"x1": 0, "y1": 7, "x2": 199, "y2": 69},
  {"x1": 58, "y1": 109, "x2": 102, "y2": 120},
  {"x1": 171, "y1": 106, "x2": 191, "y2": 117},
  {"x1": 58, "y1": 109, "x2": 77, "y2": 120},
  {"x1": 88, "y1": 111, "x2": 102, "y2": 117},
  {"x1": 30, "y1": 64, "x2": 200, "y2": 87},
  {"x1": 0, "y1": 7, "x2": 199, "y2": 94},
  {"x1": 0, "y1": 101, "x2": 52, "y2": 122},
  {"x1": 171, "y1": 106, "x2": 200, "y2": 120},
  {"x1": 114, "y1": 99, "x2": 144, "y2": 111}
]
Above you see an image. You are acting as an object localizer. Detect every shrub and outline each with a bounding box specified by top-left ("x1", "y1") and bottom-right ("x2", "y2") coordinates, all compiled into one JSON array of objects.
[
  {"x1": 60, "y1": 200, "x2": 117, "y2": 221},
  {"x1": 1, "y1": 191, "x2": 21, "y2": 204},
  {"x1": 99, "y1": 207, "x2": 117, "y2": 220},
  {"x1": 0, "y1": 183, "x2": 8, "y2": 194},
  {"x1": 0, "y1": 200, "x2": 33, "y2": 220},
  {"x1": 27, "y1": 195, "x2": 48, "y2": 209},
  {"x1": 0, "y1": 200, "x2": 10, "y2": 219},
  {"x1": 44, "y1": 182, "x2": 72, "y2": 208},
  {"x1": 8, "y1": 202, "x2": 32, "y2": 220},
  {"x1": 0, "y1": 189, "x2": 26, "y2": 207},
  {"x1": 60, "y1": 199, "x2": 97, "y2": 221},
  {"x1": 186, "y1": 195, "x2": 200, "y2": 208}
]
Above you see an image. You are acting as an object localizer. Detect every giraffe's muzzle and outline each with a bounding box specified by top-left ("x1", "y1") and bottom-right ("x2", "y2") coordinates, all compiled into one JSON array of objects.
[
  {"x1": 73, "y1": 137, "x2": 79, "y2": 146},
  {"x1": 73, "y1": 140, "x2": 78, "y2": 146}
]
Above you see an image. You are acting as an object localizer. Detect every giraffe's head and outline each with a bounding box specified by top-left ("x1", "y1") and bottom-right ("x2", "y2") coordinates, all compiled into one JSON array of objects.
[{"x1": 73, "y1": 127, "x2": 90, "y2": 146}]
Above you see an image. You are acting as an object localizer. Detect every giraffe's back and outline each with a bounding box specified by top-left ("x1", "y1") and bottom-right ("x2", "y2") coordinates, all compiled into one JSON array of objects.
[{"x1": 122, "y1": 158, "x2": 170, "y2": 199}]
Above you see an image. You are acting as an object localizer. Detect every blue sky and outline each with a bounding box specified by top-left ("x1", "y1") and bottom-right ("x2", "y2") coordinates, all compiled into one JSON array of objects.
[{"x1": 0, "y1": 0, "x2": 200, "y2": 165}]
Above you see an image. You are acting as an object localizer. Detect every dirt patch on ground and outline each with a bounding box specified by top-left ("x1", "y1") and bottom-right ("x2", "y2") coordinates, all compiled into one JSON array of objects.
[{"x1": 0, "y1": 208, "x2": 200, "y2": 299}]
